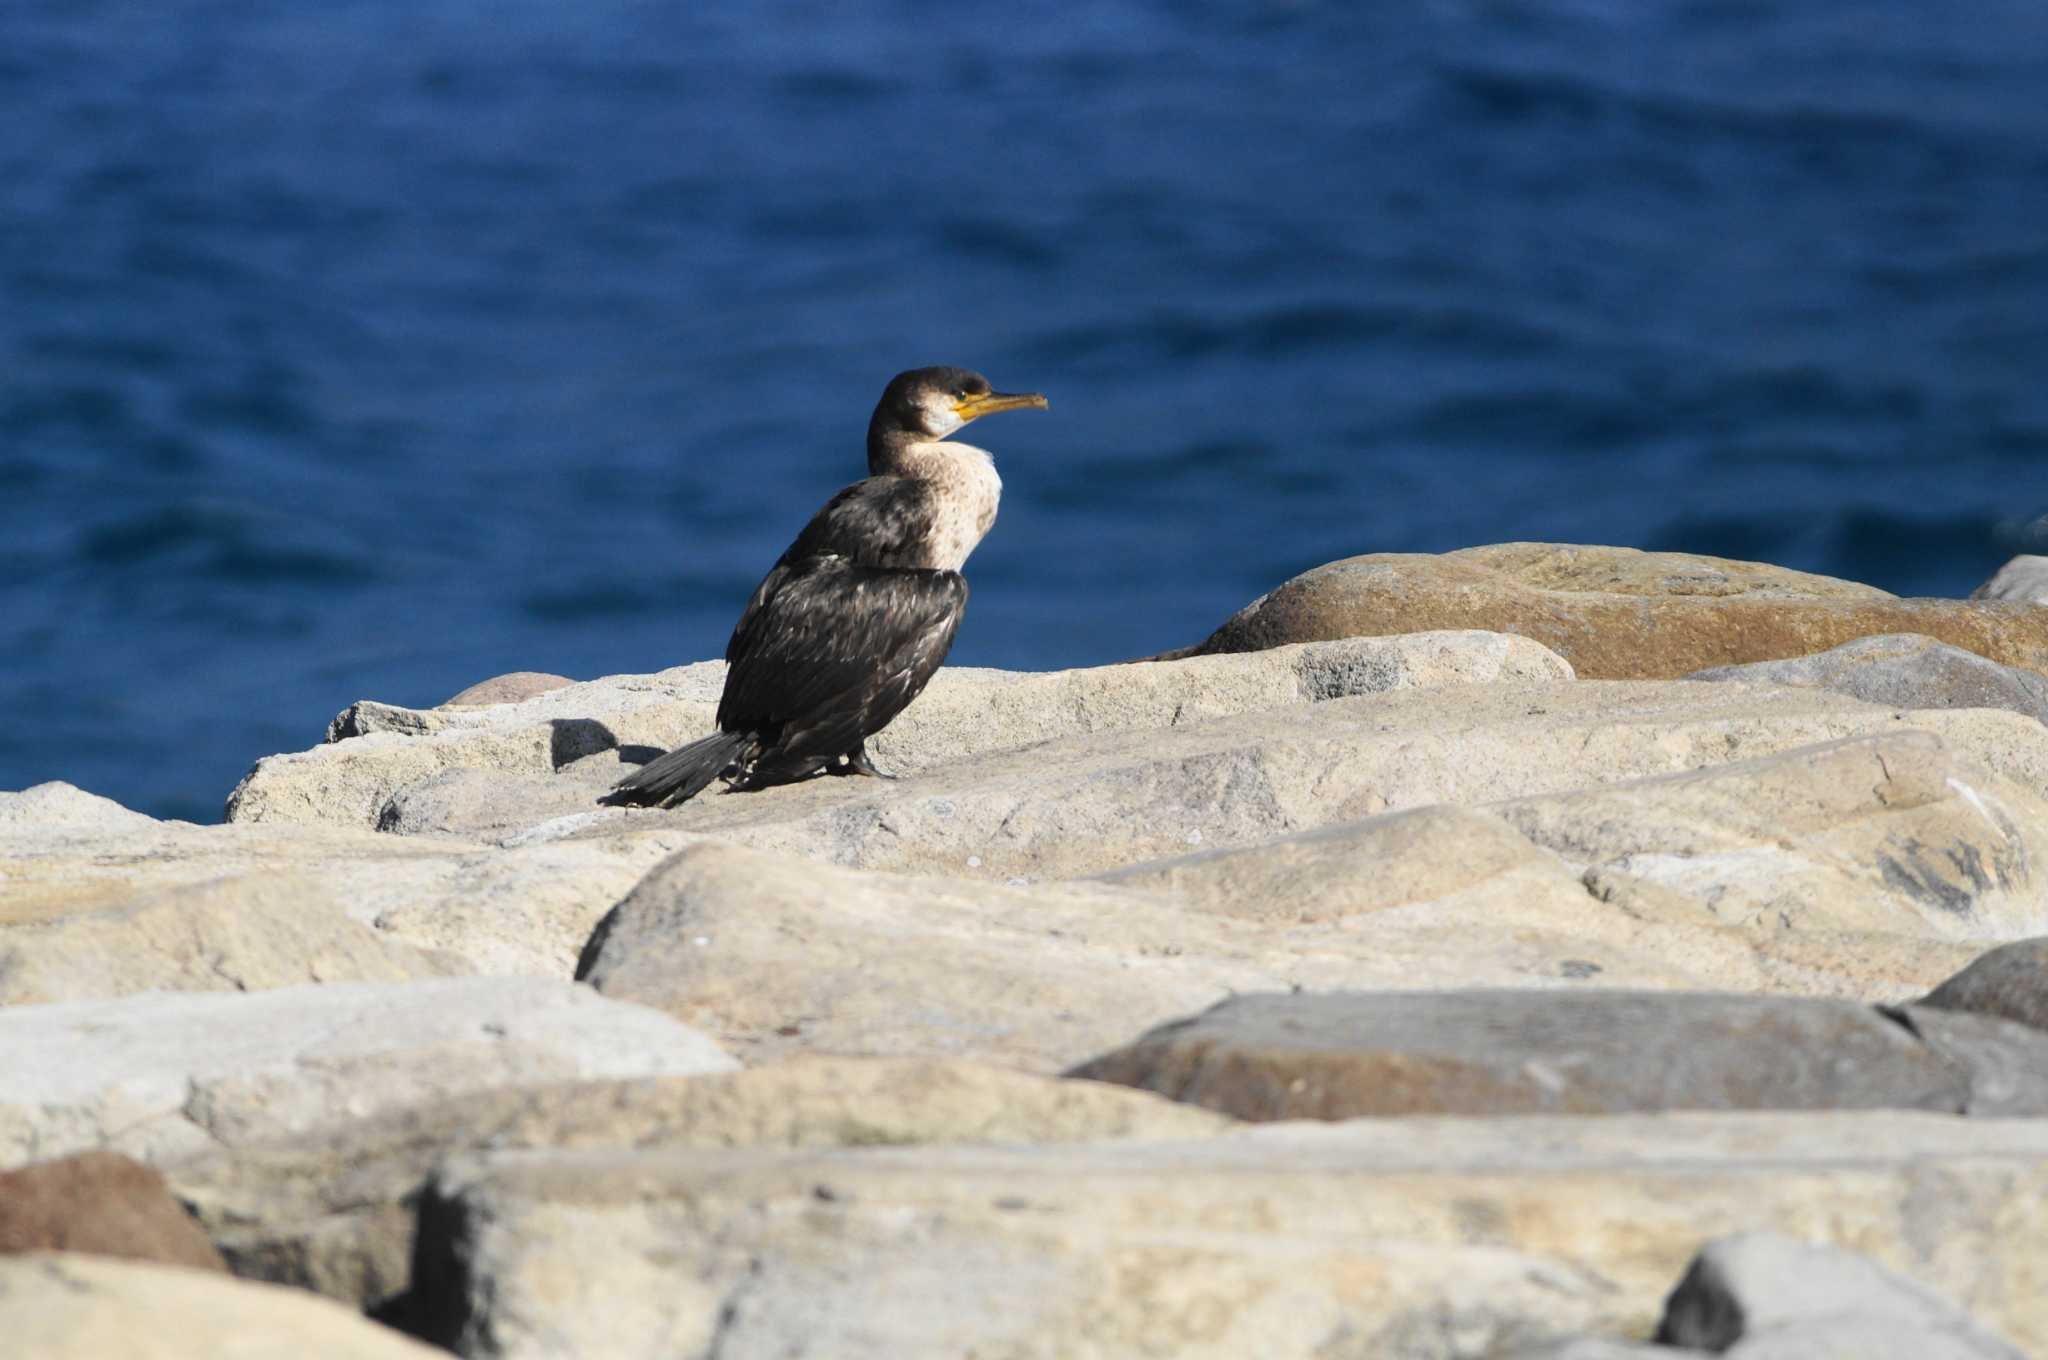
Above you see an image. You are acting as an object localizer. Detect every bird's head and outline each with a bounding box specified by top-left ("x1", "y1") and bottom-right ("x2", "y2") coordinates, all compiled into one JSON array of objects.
[{"x1": 868, "y1": 366, "x2": 1048, "y2": 462}]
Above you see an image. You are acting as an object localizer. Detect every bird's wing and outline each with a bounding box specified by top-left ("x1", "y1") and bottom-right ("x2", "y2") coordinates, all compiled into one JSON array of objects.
[
  {"x1": 782, "y1": 476, "x2": 939, "y2": 568},
  {"x1": 716, "y1": 553, "x2": 968, "y2": 759}
]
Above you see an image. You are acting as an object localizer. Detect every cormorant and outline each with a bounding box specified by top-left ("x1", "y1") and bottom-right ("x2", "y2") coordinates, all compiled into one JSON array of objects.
[{"x1": 605, "y1": 366, "x2": 1048, "y2": 808}]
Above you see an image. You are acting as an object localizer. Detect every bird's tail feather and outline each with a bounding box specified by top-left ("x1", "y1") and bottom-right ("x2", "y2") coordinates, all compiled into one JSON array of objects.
[{"x1": 604, "y1": 730, "x2": 749, "y2": 808}]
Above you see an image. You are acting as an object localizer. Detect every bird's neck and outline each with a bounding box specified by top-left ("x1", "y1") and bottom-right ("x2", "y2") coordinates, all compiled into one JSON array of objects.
[
  {"x1": 874, "y1": 436, "x2": 995, "y2": 483},
  {"x1": 877, "y1": 438, "x2": 1003, "y2": 572}
]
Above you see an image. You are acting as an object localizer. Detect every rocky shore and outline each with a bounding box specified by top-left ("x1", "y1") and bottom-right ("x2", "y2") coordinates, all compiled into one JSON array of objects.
[{"x1": 5, "y1": 543, "x2": 2048, "y2": 1357}]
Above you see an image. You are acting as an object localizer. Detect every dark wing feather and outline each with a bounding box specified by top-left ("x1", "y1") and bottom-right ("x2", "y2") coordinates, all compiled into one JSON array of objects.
[
  {"x1": 781, "y1": 476, "x2": 940, "y2": 569},
  {"x1": 717, "y1": 553, "x2": 967, "y2": 766}
]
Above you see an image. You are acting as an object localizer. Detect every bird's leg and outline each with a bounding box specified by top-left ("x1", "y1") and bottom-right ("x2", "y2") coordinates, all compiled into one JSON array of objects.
[{"x1": 835, "y1": 742, "x2": 896, "y2": 780}]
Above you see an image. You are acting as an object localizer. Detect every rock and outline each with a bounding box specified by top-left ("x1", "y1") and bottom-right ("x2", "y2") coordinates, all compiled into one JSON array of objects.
[
  {"x1": 225, "y1": 634, "x2": 1571, "y2": 830},
  {"x1": 572, "y1": 831, "x2": 1749, "y2": 1072},
  {"x1": 1688, "y1": 633, "x2": 2048, "y2": 725},
  {"x1": 1918, "y1": 938, "x2": 2048, "y2": 1033},
  {"x1": 1183, "y1": 544, "x2": 2048, "y2": 680},
  {"x1": 1881, "y1": 1004, "x2": 2048, "y2": 1117},
  {"x1": 0, "y1": 1252, "x2": 444, "y2": 1359},
  {"x1": 555, "y1": 682, "x2": 2048, "y2": 883},
  {"x1": 573, "y1": 729, "x2": 2048, "y2": 1072},
  {"x1": 1490, "y1": 730, "x2": 2048, "y2": 943},
  {"x1": 0, "y1": 803, "x2": 701, "y2": 984},
  {"x1": 0, "y1": 781, "x2": 157, "y2": 832},
  {"x1": 1504, "y1": 1344, "x2": 1695, "y2": 1359},
  {"x1": 0, "y1": 872, "x2": 464, "y2": 1006},
  {"x1": 441, "y1": 671, "x2": 577, "y2": 707},
  {"x1": 409, "y1": 1111, "x2": 2048, "y2": 1358},
  {"x1": 1067, "y1": 990, "x2": 2048, "y2": 1120},
  {"x1": 0, "y1": 978, "x2": 735, "y2": 1167},
  {"x1": 1971, "y1": 555, "x2": 2048, "y2": 605},
  {"x1": 0, "y1": 1152, "x2": 224, "y2": 1272},
  {"x1": 1656, "y1": 1232, "x2": 2025, "y2": 1358},
  {"x1": 172, "y1": 1057, "x2": 1230, "y2": 1309}
]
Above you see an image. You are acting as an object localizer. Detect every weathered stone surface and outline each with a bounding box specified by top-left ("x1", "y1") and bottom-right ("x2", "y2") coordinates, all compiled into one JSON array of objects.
[
  {"x1": 0, "y1": 872, "x2": 465, "y2": 1006},
  {"x1": 0, "y1": 979, "x2": 735, "y2": 1168},
  {"x1": 1490, "y1": 730, "x2": 2048, "y2": 943},
  {"x1": 226, "y1": 634, "x2": 1571, "y2": 829},
  {"x1": 0, "y1": 781, "x2": 158, "y2": 833},
  {"x1": 441, "y1": 671, "x2": 577, "y2": 707},
  {"x1": 1656, "y1": 1232, "x2": 2026, "y2": 1358},
  {"x1": 0, "y1": 1252, "x2": 444, "y2": 1359},
  {"x1": 1504, "y1": 1344, "x2": 1692, "y2": 1359},
  {"x1": 411, "y1": 1112, "x2": 2048, "y2": 1359},
  {"x1": 175, "y1": 1057, "x2": 1229, "y2": 1309},
  {"x1": 0, "y1": 800, "x2": 701, "y2": 983},
  {"x1": 1918, "y1": 938, "x2": 2048, "y2": 1033},
  {"x1": 1183, "y1": 544, "x2": 2048, "y2": 680},
  {"x1": 1882, "y1": 1004, "x2": 2048, "y2": 1117},
  {"x1": 1689, "y1": 633, "x2": 2048, "y2": 724},
  {"x1": 573, "y1": 834, "x2": 1752, "y2": 1072},
  {"x1": 0, "y1": 1152, "x2": 224, "y2": 1272},
  {"x1": 1094, "y1": 734, "x2": 2027, "y2": 999},
  {"x1": 1971, "y1": 555, "x2": 2048, "y2": 605},
  {"x1": 1068, "y1": 990, "x2": 2048, "y2": 1120},
  {"x1": 558, "y1": 682, "x2": 2048, "y2": 882}
]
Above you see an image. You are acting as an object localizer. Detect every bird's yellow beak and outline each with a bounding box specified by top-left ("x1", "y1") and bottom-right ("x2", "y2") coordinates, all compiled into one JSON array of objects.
[{"x1": 954, "y1": 390, "x2": 1050, "y2": 422}]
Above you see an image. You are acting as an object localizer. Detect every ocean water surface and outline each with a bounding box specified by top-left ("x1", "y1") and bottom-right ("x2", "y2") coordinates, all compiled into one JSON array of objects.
[{"x1": 5, "y1": 0, "x2": 2048, "y2": 819}]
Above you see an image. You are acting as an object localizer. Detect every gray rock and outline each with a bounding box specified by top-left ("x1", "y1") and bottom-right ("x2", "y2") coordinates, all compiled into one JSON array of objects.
[
  {"x1": 1657, "y1": 1232, "x2": 2025, "y2": 1358},
  {"x1": 1883, "y1": 1004, "x2": 2048, "y2": 1116},
  {"x1": 1687, "y1": 633, "x2": 2048, "y2": 725},
  {"x1": 409, "y1": 1111, "x2": 2048, "y2": 1359},
  {"x1": 1918, "y1": 938, "x2": 2048, "y2": 1033},
  {"x1": 1067, "y1": 990, "x2": 2048, "y2": 1120},
  {"x1": 0, "y1": 978, "x2": 735, "y2": 1167},
  {"x1": 1970, "y1": 555, "x2": 2048, "y2": 605}
]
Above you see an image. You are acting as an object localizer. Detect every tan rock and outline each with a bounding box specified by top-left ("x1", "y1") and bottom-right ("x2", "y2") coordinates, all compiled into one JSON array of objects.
[
  {"x1": 573, "y1": 821, "x2": 1954, "y2": 1073},
  {"x1": 0, "y1": 979, "x2": 735, "y2": 1168},
  {"x1": 0, "y1": 872, "x2": 464, "y2": 1006},
  {"x1": 225, "y1": 634, "x2": 1571, "y2": 830},
  {"x1": 174, "y1": 1057, "x2": 1230, "y2": 1308},
  {"x1": 440, "y1": 671, "x2": 577, "y2": 707},
  {"x1": 0, "y1": 795, "x2": 699, "y2": 984},
  {"x1": 565, "y1": 680, "x2": 2048, "y2": 882},
  {"x1": 412, "y1": 1111, "x2": 2048, "y2": 1359},
  {"x1": 0, "y1": 1152, "x2": 224, "y2": 1272},
  {"x1": 1184, "y1": 544, "x2": 2048, "y2": 679},
  {"x1": 0, "y1": 1252, "x2": 443, "y2": 1359},
  {"x1": 1491, "y1": 730, "x2": 2048, "y2": 942}
]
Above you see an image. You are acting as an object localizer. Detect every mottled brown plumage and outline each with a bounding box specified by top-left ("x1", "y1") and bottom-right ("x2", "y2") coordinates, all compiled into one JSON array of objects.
[{"x1": 606, "y1": 367, "x2": 1047, "y2": 808}]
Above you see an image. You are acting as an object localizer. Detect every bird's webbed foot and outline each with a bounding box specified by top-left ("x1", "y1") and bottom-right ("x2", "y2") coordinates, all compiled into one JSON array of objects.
[{"x1": 834, "y1": 744, "x2": 897, "y2": 780}]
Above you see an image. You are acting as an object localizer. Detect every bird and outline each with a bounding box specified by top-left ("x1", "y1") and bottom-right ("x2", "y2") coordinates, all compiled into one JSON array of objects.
[{"x1": 604, "y1": 365, "x2": 1048, "y2": 808}]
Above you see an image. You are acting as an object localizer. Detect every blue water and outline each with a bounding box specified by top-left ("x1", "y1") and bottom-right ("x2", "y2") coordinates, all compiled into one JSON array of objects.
[{"x1": 6, "y1": 1, "x2": 2048, "y2": 821}]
